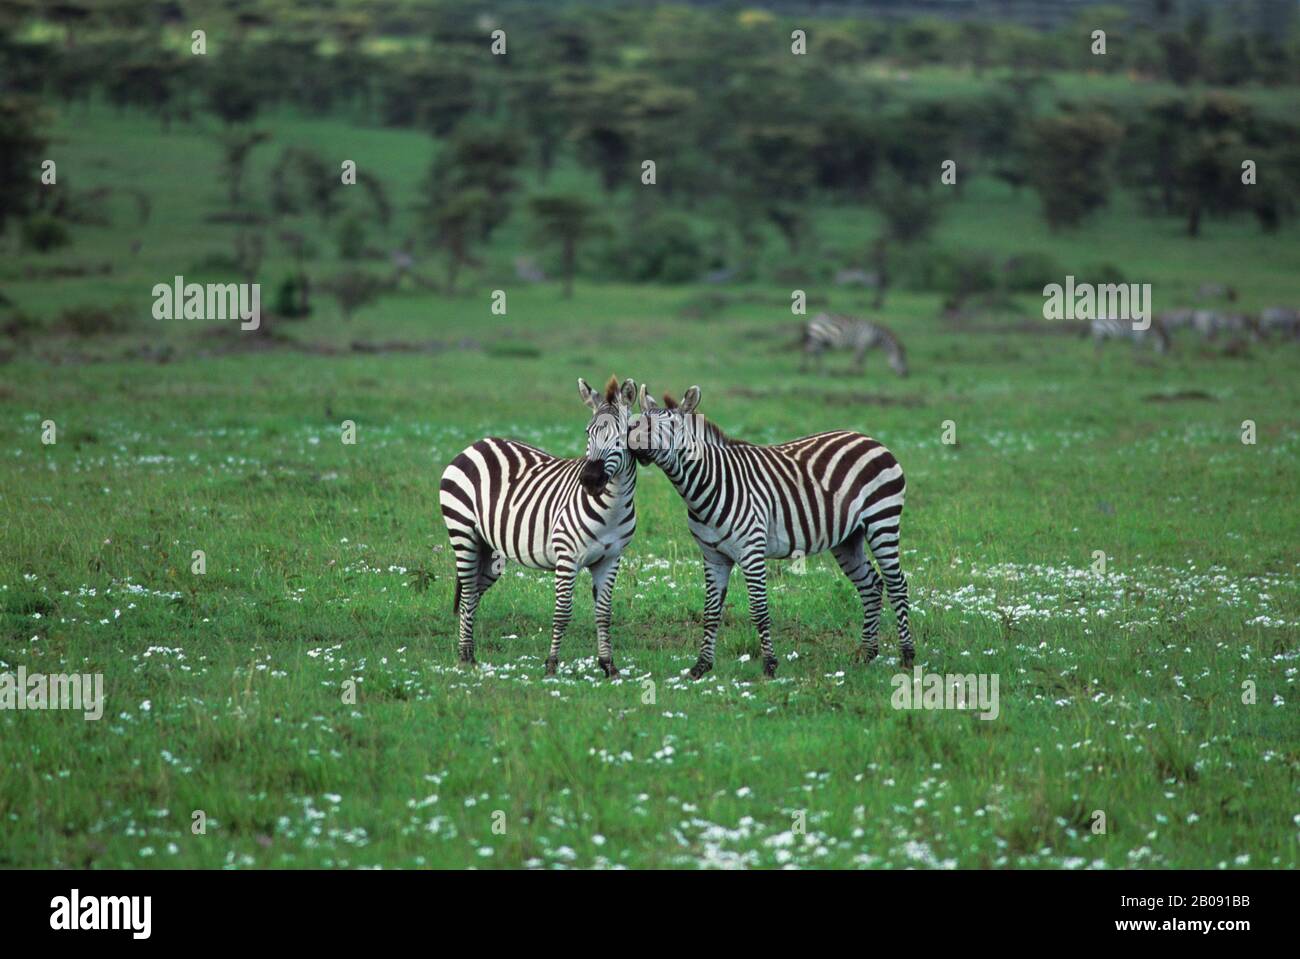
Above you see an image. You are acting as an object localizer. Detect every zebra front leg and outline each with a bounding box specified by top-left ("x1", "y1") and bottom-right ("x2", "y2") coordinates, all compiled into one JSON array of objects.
[
  {"x1": 831, "y1": 535, "x2": 884, "y2": 663},
  {"x1": 690, "y1": 556, "x2": 733, "y2": 679},
  {"x1": 590, "y1": 554, "x2": 622, "y2": 679},
  {"x1": 544, "y1": 561, "x2": 577, "y2": 676},
  {"x1": 740, "y1": 554, "x2": 777, "y2": 677}
]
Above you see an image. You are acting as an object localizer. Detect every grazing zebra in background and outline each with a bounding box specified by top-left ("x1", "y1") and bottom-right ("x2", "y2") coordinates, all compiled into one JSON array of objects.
[
  {"x1": 801, "y1": 313, "x2": 909, "y2": 377},
  {"x1": 439, "y1": 377, "x2": 639, "y2": 678},
  {"x1": 1090, "y1": 317, "x2": 1170, "y2": 353},
  {"x1": 1191, "y1": 310, "x2": 1257, "y2": 341},
  {"x1": 1259, "y1": 307, "x2": 1300, "y2": 339},
  {"x1": 632, "y1": 384, "x2": 912, "y2": 678},
  {"x1": 1156, "y1": 308, "x2": 1195, "y2": 332}
]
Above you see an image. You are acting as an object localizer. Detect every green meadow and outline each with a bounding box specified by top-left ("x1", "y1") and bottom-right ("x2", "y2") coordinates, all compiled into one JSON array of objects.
[{"x1": 0, "y1": 95, "x2": 1297, "y2": 869}]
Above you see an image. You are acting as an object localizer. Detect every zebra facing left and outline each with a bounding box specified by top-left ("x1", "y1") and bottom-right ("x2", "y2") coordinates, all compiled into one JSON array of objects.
[
  {"x1": 439, "y1": 376, "x2": 639, "y2": 678},
  {"x1": 632, "y1": 383, "x2": 913, "y2": 679}
]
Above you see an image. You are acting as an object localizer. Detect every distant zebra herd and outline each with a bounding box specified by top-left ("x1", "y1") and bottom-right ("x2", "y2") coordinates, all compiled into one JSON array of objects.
[
  {"x1": 440, "y1": 376, "x2": 911, "y2": 678},
  {"x1": 794, "y1": 306, "x2": 1300, "y2": 375},
  {"x1": 1090, "y1": 307, "x2": 1300, "y2": 353}
]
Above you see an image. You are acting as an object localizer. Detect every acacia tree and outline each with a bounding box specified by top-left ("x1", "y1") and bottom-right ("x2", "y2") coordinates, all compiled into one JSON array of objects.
[
  {"x1": 1026, "y1": 111, "x2": 1122, "y2": 229},
  {"x1": 0, "y1": 95, "x2": 48, "y2": 237},
  {"x1": 424, "y1": 188, "x2": 491, "y2": 294},
  {"x1": 529, "y1": 194, "x2": 603, "y2": 299},
  {"x1": 215, "y1": 128, "x2": 270, "y2": 209}
]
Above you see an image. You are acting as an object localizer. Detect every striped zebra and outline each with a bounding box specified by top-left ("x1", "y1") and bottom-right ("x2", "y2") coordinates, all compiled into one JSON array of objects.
[
  {"x1": 439, "y1": 377, "x2": 639, "y2": 677},
  {"x1": 1090, "y1": 317, "x2": 1170, "y2": 353},
  {"x1": 801, "y1": 313, "x2": 909, "y2": 378},
  {"x1": 632, "y1": 384, "x2": 911, "y2": 678},
  {"x1": 1192, "y1": 310, "x2": 1257, "y2": 341},
  {"x1": 1259, "y1": 307, "x2": 1299, "y2": 340}
]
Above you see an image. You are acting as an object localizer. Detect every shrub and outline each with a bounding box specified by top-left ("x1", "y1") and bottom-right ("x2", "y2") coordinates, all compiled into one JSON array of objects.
[
  {"x1": 601, "y1": 214, "x2": 704, "y2": 284},
  {"x1": 336, "y1": 214, "x2": 368, "y2": 261},
  {"x1": 21, "y1": 215, "x2": 71, "y2": 253},
  {"x1": 57, "y1": 304, "x2": 131, "y2": 337},
  {"x1": 1002, "y1": 251, "x2": 1064, "y2": 292}
]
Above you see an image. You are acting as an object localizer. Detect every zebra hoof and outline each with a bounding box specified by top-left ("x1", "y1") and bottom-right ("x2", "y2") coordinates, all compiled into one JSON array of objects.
[
  {"x1": 458, "y1": 653, "x2": 477, "y2": 667},
  {"x1": 855, "y1": 645, "x2": 879, "y2": 664},
  {"x1": 599, "y1": 658, "x2": 620, "y2": 679},
  {"x1": 900, "y1": 648, "x2": 914, "y2": 670},
  {"x1": 762, "y1": 656, "x2": 779, "y2": 678},
  {"x1": 543, "y1": 657, "x2": 559, "y2": 677},
  {"x1": 687, "y1": 660, "x2": 712, "y2": 680}
]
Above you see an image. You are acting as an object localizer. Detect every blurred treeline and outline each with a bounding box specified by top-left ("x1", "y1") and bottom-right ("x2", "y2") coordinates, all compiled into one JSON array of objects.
[{"x1": 2, "y1": 0, "x2": 1299, "y2": 301}]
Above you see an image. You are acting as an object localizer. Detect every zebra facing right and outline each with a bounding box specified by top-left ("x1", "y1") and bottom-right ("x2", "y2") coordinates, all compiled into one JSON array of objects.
[
  {"x1": 439, "y1": 376, "x2": 639, "y2": 678},
  {"x1": 632, "y1": 383, "x2": 912, "y2": 679}
]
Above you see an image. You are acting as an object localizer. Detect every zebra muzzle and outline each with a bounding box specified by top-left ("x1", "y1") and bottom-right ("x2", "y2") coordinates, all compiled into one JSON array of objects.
[{"x1": 580, "y1": 460, "x2": 609, "y2": 494}]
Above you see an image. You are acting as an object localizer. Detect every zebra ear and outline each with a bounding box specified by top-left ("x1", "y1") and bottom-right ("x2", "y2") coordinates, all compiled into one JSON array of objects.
[
  {"x1": 679, "y1": 386, "x2": 701, "y2": 414},
  {"x1": 619, "y1": 378, "x2": 637, "y2": 408},
  {"x1": 639, "y1": 383, "x2": 658, "y2": 411},
  {"x1": 577, "y1": 378, "x2": 598, "y2": 411}
]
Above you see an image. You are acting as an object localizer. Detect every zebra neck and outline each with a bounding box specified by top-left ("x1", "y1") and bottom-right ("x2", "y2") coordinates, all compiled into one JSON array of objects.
[
  {"x1": 662, "y1": 445, "x2": 720, "y2": 512},
  {"x1": 874, "y1": 324, "x2": 901, "y2": 356},
  {"x1": 603, "y1": 454, "x2": 638, "y2": 501}
]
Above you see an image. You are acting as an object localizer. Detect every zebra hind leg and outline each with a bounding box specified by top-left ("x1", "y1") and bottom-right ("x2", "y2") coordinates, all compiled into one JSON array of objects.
[
  {"x1": 452, "y1": 542, "x2": 486, "y2": 665},
  {"x1": 739, "y1": 555, "x2": 777, "y2": 678},
  {"x1": 831, "y1": 534, "x2": 884, "y2": 663},
  {"x1": 691, "y1": 557, "x2": 733, "y2": 680},
  {"x1": 866, "y1": 519, "x2": 913, "y2": 668}
]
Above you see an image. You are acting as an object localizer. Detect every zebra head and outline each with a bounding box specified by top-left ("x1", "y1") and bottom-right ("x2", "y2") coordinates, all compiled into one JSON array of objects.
[
  {"x1": 633, "y1": 384, "x2": 702, "y2": 469},
  {"x1": 578, "y1": 375, "x2": 637, "y2": 496},
  {"x1": 887, "y1": 343, "x2": 909, "y2": 378}
]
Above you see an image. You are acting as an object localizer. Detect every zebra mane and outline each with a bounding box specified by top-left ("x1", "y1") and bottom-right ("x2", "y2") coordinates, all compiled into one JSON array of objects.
[
  {"x1": 656, "y1": 392, "x2": 741, "y2": 446},
  {"x1": 603, "y1": 375, "x2": 620, "y2": 404}
]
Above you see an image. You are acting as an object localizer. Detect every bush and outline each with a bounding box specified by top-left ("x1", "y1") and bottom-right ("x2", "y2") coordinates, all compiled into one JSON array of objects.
[
  {"x1": 274, "y1": 276, "x2": 311, "y2": 319},
  {"x1": 21, "y1": 215, "x2": 71, "y2": 253},
  {"x1": 1089, "y1": 262, "x2": 1128, "y2": 285},
  {"x1": 1, "y1": 309, "x2": 41, "y2": 340},
  {"x1": 934, "y1": 250, "x2": 999, "y2": 299},
  {"x1": 56, "y1": 304, "x2": 130, "y2": 337},
  {"x1": 1002, "y1": 251, "x2": 1064, "y2": 292},
  {"x1": 601, "y1": 214, "x2": 704, "y2": 284},
  {"x1": 336, "y1": 215, "x2": 368, "y2": 261}
]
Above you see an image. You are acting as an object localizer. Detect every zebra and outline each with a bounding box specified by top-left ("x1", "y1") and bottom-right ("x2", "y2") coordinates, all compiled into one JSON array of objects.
[
  {"x1": 631, "y1": 383, "x2": 911, "y2": 679},
  {"x1": 439, "y1": 376, "x2": 639, "y2": 678},
  {"x1": 1156, "y1": 308, "x2": 1195, "y2": 332},
  {"x1": 801, "y1": 313, "x2": 908, "y2": 377},
  {"x1": 1089, "y1": 317, "x2": 1170, "y2": 354},
  {"x1": 1259, "y1": 307, "x2": 1300, "y2": 340},
  {"x1": 1191, "y1": 310, "x2": 1257, "y2": 341}
]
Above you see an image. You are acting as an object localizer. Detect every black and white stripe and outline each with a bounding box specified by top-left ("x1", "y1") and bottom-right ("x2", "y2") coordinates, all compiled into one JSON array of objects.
[
  {"x1": 1090, "y1": 317, "x2": 1170, "y2": 353},
  {"x1": 802, "y1": 313, "x2": 909, "y2": 377},
  {"x1": 1259, "y1": 307, "x2": 1299, "y2": 340},
  {"x1": 633, "y1": 384, "x2": 911, "y2": 678},
  {"x1": 439, "y1": 377, "x2": 639, "y2": 677}
]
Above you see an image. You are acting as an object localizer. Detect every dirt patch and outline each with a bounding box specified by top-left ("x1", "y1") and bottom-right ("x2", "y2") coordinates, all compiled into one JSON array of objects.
[{"x1": 1142, "y1": 390, "x2": 1216, "y2": 402}]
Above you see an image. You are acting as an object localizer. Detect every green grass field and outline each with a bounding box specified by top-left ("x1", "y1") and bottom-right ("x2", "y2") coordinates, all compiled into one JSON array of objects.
[{"x1": 0, "y1": 98, "x2": 1297, "y2": 869}]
